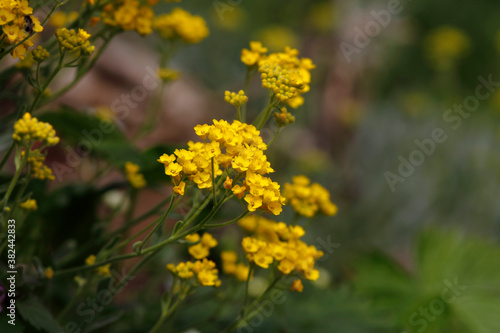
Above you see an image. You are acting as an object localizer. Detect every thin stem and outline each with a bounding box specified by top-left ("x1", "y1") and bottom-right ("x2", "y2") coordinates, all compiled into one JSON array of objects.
[
  {"x1": 109, "y1": 194, "x2": 172, "y2": 237},
  {"x1": 41, "y1": 0, "x2": 61, "y2": 26},
  {"x1": 39, "y1": 36, "x2": 113, "y2": 107},
  {"x1": 236, "y1": 106, "x2": 241, "y2": 121},
  {"x1": 29, "y1": 46, "x2": 65, "y2": 114},
  {"x1": 205, "y1": 210, "x2": 249, "y2": 228},
  {"x1": 255, "y1": 94, "x2": 277, "y2": 130},
  {"x1": 241, "y1": 263, "x2": 254, "y2": 315},
  {"x1": 138, "y1": 194, "x2": 176, "y2": 253},
  {"x1": 0, "y1": 149, "x2": 28, "y2": 211},
  {"x1": 225, "y1": 274, "x2": 282, "y2": 332},
  {"x1": 267, "y1": 127, "x2": 281, "y2": 146}
]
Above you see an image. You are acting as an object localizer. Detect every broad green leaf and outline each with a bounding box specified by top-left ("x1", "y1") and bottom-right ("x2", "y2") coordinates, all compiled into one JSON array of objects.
[{"x1": 17, "y1": 296, "x2": 62, "y2": 333}]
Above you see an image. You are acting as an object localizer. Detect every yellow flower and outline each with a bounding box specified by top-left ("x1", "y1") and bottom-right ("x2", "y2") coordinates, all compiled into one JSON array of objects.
[
  {"x1": 201, "y1": 232, "x2": 218, "y2": 248},
  {"x1": 85, "y1": 255, "x2": 96, "y2": 266},
  {"x1": 85, "y1": 255, "x2": 111, "y2": 276},
  {"x1": 168, "y1": 259, "x2": 220, "y2": 287},
  {"x1": 96, "y1": 264, "x2": 111, "y2": 277},
  {"x1": 45, "y1": 267, "x2": 54, "y2": 279},
  {"x1": 173, "y1": 181, "x2": 186, "y2": 195},
  {"x1": 32, "y1": 45, "x2": 49, "y2": 62},
  {"x1": 12, "y1": 113, "x2": 59, "y2": 146},
  {"x1": 158, "y1": 119, "x2": 284, "y2": 215},
  {"x1": 424, "y1": 26, "x2": 470, "y2": 71},
  {"x1": 257, "y1": 25, "x2": 298, "y2": 52},
  {"x1": 224, "y1": 90, "x2": 248, "y2": 107},
  {"x1": 157, "y1": 68, "x2": 180, "y2": 81},
  {"x1": 290, "y1": 278, "x2": 303, "y2": 292},
  {"x1": 102, "y1": 0, "x2": 154, "y2": 35},
  {"x1": 283, "y1": 175, "x2": 337, "y2": 217},
  {"x1": 0, "y1": 8, "x2": 16, "y2": 25},
  {"x1": 188, "y1": 243, "x2": 209, "y2": 259},
  {"x1": 187, "y1": 232, "x2": 217, "y2": 259},
  {"x1": 154, "y1": 8, "x2": 209, "y2": 43},
  {"x1": 185, "y1": 233, "x2": 200, "y2": 243},
  {"x1": 19, "y1": 199, "x2": 37, "y2": 211},
  {"x1": 239, "y1": 215, "x2": 323, "y2": 280},
  {"x1": 125, "y1": 162, "x2": 147, "y2": 189},
  {"x1": 240, "y1": 41, "x2": 268, "y2": 66},
  {"x1": 56, "y1": 27, "x2": 95, "y2": 55}
]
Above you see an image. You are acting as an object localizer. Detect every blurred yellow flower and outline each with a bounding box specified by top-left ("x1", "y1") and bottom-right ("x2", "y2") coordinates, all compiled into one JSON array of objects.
[
  {"x1": 424, "y1": 26, "x2": 470, "y2": 71},
  {"x1": 257, "y1": 25, "x2": 298, "y2": 52}
]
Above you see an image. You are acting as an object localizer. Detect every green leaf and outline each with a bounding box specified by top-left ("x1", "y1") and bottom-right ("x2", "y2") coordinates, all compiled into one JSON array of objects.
[
  {"x1": 38, "y1": 107, "x2": 141, "y2": 167},
  {"x1": 17, "y1": 296, "x2": 62, "y2": 333}
]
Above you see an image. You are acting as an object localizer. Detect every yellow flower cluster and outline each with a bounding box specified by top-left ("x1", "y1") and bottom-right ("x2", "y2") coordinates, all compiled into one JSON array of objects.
[
  {"x1": 157, "y1": 67, "x2": 180, "y2": 81},
  {"x1": 283, "y1": 175, "x2": 337, "y2": 218},
  {"x1": 424, "y1": 26, "x2": 470, "y2": 71},
  {"x1": 221, "y1": 250, "x2": 251, "y2": 281},
  {"x1": 239, "y1": 215, "x2": 323, "y2": 281},
  {"x1": 241, "y1": 42, "x2": 315, "y2": 108},
  {"x1": 85, "y1": 255, "x2": 111, "y2": 276},
  {"x1": 154, "y1": 8, "x2": 209, "y2": 43},
  {"x1": 224, "y1": 90, "x2": 248, "y2": 107},
  {"x1": 102, "y1": 0, "x2": 154, "y2": 35},
  {"x1": 19, "y1": 198, "x2": 37, "y2": 210},
  {"x1": 273, "y1": 107, "x2": 295, "y2": 127},
  {"x1": 241, "y1": 41, "x2": 268, "y2": 66},
  {"x1": 157, "y1": 120, "x2": 285, "y2": 215},
  {"x1": 22, "y1": 150, "x2": 55, "y2": 181},
  {"x1": 32, "y1": 45, "x2": 49, "y2": 62},
  {"x1": 56, "y1": 28, "x2": 95, "y2": 55},
  {"x1": 167, "y1": 259, "x2": 221, "y2": 287},
  {"x1": 259, "y1": 47, "x2": 315, "y2": 108},
  {"x1": 185, "y1": 232, "x2": 218, "y2": 259},
  {"x1": 12, "y1": 113, "x2": 60, "y2": 146},
  {"x1": 259, "y1": 62, "x2": 304, "y2": 103},
  {"x1": 125, "y1": 162, "x2": 146, "y2": 189},
  {"x1": 0, "y1": 0, "x2": 42, "y2": 59}
]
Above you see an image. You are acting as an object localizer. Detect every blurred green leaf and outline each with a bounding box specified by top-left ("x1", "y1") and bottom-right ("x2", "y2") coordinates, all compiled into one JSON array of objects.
[
  {"x1": 353, "y1": 228, "x2": 500, "y2": 333},
  {"x1": 17, "y1": 296, "x2": 62, "y2": 333}
]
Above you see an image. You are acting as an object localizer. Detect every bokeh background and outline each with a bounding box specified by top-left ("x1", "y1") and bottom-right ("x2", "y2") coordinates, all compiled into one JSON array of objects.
[{"x1": 2, "y1": 0, "x2": 500, "y2": 332}]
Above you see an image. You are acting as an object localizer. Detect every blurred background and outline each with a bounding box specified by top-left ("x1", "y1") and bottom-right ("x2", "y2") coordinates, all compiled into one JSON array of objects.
[{"x1": 3, "y1": 0, "x2": 500, "y2": 332}]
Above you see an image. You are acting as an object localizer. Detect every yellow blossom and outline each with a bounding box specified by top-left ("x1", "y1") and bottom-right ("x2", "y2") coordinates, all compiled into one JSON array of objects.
[
  {"x1": 290, "y1": 278, "x2": 303, "y2": 292},
  {"x1": 19, "y1": 199, "x2": 37, "y2": 210},
  {"x1": 154, "y1": 8, "x2": 209, "y2": 43},
  {"x1": 125, "y1": 162, "x2": 147, "y2": 189},
  {"x1": 283, "y1": 175, "x2": 337, "y2": 217},
  {"x1": 45, "y1": 267, "x2": 54, "y2": 279}
]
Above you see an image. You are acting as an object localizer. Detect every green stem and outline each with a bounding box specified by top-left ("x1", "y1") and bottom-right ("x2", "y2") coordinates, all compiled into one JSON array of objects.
[
  {"x1": 255, "y1": 95, "x2": 276, "y2": 130},
  {"x1": 0, "y1": 149, "x2": 28, "y2": 211},
  {"x1": 39, "y1": 36, "x2": 113, "y2": 107},
  {"x1": 29, "y1": 47, "x2": 65, "y2": 114},
  {"x1": 225, "y1": 274, "x2": 282, "y2": 332},
  {"x1": 241, "y1": 263, "x2": 254, "y2": 314},
  {"x1": 109, "y1": 195, "x2": 172, "y2": 237},
  {"x1": 267, "y1": 127, "x2": 281, "y2": 146},
  {"x1": 205, "y1": 210, "x2": 249, "y2": 228},
  {"x1": 41, "y1": 0, "x2": 61, "y2": 26},
  {"x1": 138, "y1": 194, "x2": 176, "y2": 253}
]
